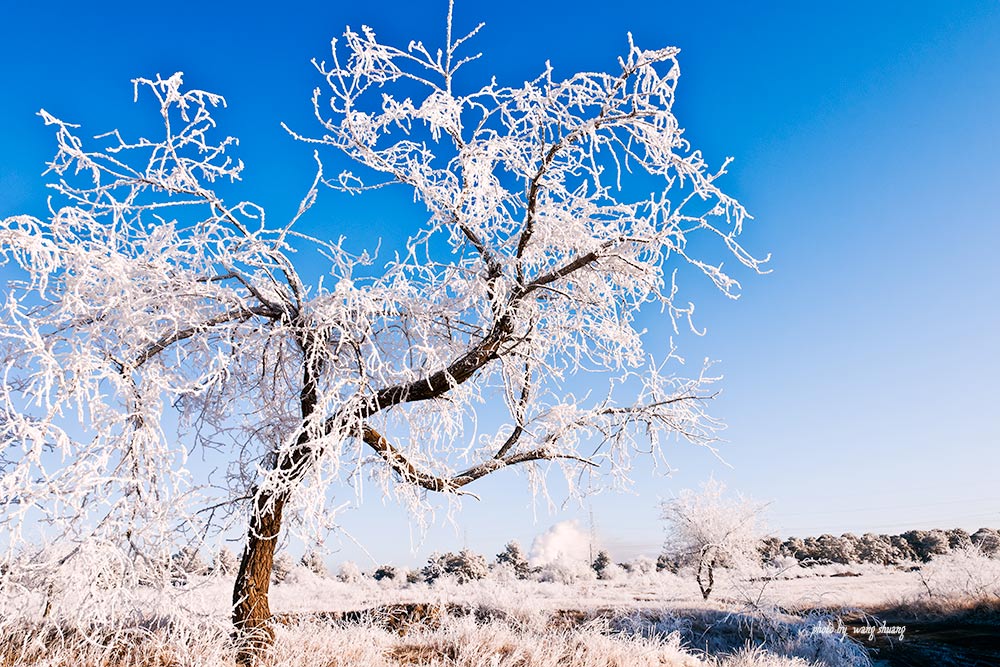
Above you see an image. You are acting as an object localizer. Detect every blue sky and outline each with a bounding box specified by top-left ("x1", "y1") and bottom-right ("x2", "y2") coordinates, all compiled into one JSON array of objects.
[{"x1": 1, "y1": 1, "x2": 998, "y2": 566}]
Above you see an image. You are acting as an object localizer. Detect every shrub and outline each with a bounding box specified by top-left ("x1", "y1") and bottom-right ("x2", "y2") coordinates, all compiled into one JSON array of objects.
[
  {"x1": 271, "y1": 553, "x2": 293, "y2": 583},
  {"x1": 758, "y1": 537, "x2": 783, "y2": 564},
  {"x1": 814, "y1": 535, "x2": 854, "y2": 565},
  {"x1": 592, "y1": 550, "x2": 612, "y2": 579},
  {"x1": 496, "y1": 541, "x2": 531, "y2": 579},
  {"x1": 336, "y1": 561, "x2": 362, "y2": 583},
  {"x1": 946, "y1": 528, "x2": 973, "y2": 551},
  {"x1": 171, "y1": 546, "x2": 208, "y2": 584},
  {"x1": 971, "y1": 527, "x2": 1000, "y2": 556},
  {"x1": 535, "y1": 558, "x2": 596, "y2": 584},
  {"x1": 373, "y1": 565, "x2": 398, "y2": 581},
  {"x1": 656, "y1": 552, "x2": 681, "y2": 573},
  {"x1": 422, "y1": 550, "x2": 488, "y2": 584},
  {"x1": 918, "y1": 545, "x2": 1000, "y2": 600},
  {"x1": 212, "y1": 547, "x2": 239, "y2": 576},
  {"x1": 856, "y1": 533, "x2": 894, "y2": 565},
  {"x1": 300, "y1": 550, "x2": 328, "y2": 577},
  {"x1": 902, "y1": 529, "x2": 950, "y2": 562}
]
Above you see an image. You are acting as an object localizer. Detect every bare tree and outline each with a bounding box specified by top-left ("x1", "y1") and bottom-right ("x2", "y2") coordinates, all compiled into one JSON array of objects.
[
  {"x1": 660, "y1": 479, "x2": 768, "y2": 600},
  {"x1": 0, "y1": 4, "x2": 762, "y2": 660}
]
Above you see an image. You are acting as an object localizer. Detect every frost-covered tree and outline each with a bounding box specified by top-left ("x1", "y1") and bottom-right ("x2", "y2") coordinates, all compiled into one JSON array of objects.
[
  {"x1": 300, "y1": 550, "x2": 328, "y2": 577},
  {"x1": 495, "y1": 540, "x2": 530, "y2": 579},
  {"x1": 814, "y1": 534, "x2": 854, "y2": 565},
  {"x1": 902, "y1": 529, "x2": 950, "y2": 563},
  {"x1": 373, "y1": 564, "x2": 398, "y2": 581},
  {"x1": 592, "y1": 550, "x2": 612, "y2": 579},
  {"x1": 757, "y1": 536, "x2": 783, "y2": 564},
  {"x1": 0, "y1": 4, "x2": 762, "y2": 658},
  {"x1": 422, "y1": 549, "x2": 489, "y2": 584},
  {"x1": 629, "y1": 554, "x2": 658, "y2": 576},
  {"x1": 780, "y1": 537, "x2": 805, "y2": 560},
  {"x1": 212, "y1": 547, "x2": 239, "y2": 576},
  {"x1": 271, "y1": 553, "x2": 293, "y2": 584},
  {"x1": 839, "y1": 533, "x2": 861, "y2": 563},
  {"x1": 171, "y1": 546, "x2": 208, "y2": 583},
  {"x1": 660, "y1": 479, "x2": 768, "y2": 599},
  {"x1": 971, "y1": 528, "x2": 1000, "y2": 557},
  {"x1": 857, "y1": 533, "x2": 894, "y2": 565},
  {"x1": 336, "y1": 560, "x2": 363, "y2": 583},
  {"x1": 656, "y1": 552, "x2": 680, "y2": 573},
  {"x1": 945, "y1": 528, "x2": 972, "y2": 551},
  {"x1": 889, "y1": 535, "x2": 918, "y2": 563}
]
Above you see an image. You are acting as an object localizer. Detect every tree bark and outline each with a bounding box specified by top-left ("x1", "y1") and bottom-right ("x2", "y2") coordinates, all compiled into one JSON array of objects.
[
  {"x1": 232, "y1": 339, "x2": 319, "y2": 664},
  {"x1": 697, "y1": 555, "x2": 715, "y2": 601},
  {"x1": 232, "y1": 492, "x2": 286, "y2": 665}
]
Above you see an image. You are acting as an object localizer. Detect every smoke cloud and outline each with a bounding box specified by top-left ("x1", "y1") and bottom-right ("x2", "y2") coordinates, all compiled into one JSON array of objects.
[{"x1": 529, "y1": 520, "x2": 591, "y2": 566}]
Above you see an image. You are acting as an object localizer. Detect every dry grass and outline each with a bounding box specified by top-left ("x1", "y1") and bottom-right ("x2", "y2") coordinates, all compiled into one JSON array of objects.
[{"x1": 0, "y1": 606, "x2": 875, "y2": 667}]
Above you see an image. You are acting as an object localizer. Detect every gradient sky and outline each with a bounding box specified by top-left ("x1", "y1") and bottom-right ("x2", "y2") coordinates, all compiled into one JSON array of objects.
[{"x1": 1, "y1": 1, "x2": 998, "y2": 567}]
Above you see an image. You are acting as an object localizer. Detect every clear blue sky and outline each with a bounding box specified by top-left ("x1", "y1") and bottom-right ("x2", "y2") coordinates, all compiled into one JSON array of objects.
[{"x1": 1, "y1": 1, "x2": 998, "y2": 567}]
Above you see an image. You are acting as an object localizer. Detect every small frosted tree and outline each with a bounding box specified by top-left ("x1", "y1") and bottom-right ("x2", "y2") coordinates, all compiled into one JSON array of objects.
[
  {"x1": 971, "y1": 528, "x2": 1000, "y2": 557},
  {"x1": 660, "y1": 479, "x2": 768, "y2": 600},
  {"x1": 171, "y1": 546, "x2": 208, "y2": 583},
  {"x1": 213, "y1": 547, "x2": 239, "y2": 576},
  {"x1": 336, "y1": 561, "x2": 363, "y2": 583},
  {"x1": 422, "y1": 549, "x2": 488, "y2": 584},
  {"x1": 857, "y1": 533, "x2": 894, "y2": 565},
  {"x1": 0, "y1": 2, "x2": 763, "y2": 659},
  {"x1": 300, "y1": 550, "x2": 328, "y2": 577},
  {"x1": 902, "y1": 529, "x2": 950, "y2": 563},
  {"x1": 814, "y1": 534, "x2": 854, "y2": 565},
  {"x1": 496, "y1": 540, "x2": 530, "y2": 579},
  {"x1": 592, "y1": 550, "x2": 612, "y2": 579},
  {"x1": 271, "y1": 553, "x2": 293, "y2": 584}
]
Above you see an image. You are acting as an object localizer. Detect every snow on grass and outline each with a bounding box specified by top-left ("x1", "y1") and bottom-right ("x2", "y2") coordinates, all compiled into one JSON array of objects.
[{"x1": 12, "y1": 561, "x2": 970, "y2": 666}]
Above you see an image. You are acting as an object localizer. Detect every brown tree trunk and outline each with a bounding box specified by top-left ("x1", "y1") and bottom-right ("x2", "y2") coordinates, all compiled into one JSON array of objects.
[
  {"x1": 232, "y1": 492, "x2": 286, "y2": 665},
  {"x1": 697, "y1": 553, "x2": 716, "y2": 601},
  {"x1": 232, "y1": 341, "x2": 322, "y2": 664}
]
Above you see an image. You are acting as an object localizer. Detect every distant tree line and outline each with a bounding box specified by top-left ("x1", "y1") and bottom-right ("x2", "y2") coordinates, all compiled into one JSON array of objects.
[
  {"x1": 162, "y1": 527, "x2": 1000, "y2": 583},
  {"x1": 752, "y1": 527, "x2": 1000, "y2": 567}
]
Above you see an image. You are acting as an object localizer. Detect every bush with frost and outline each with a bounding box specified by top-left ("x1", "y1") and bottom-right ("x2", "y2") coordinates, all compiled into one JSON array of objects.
[
  {"x1": 271, "y1": 553, "x2": 294, "y2": 584},
  {"x1": 918, "y1": 545, "x2": 1000, "y2": 600},
  {"x1": 211, "y1": 547, "x2": 239, "y2": 576},
  {"x1": 971, "y1": 527, "x2": 1000, "y2": 556},
  {"x1": 496, "y1": 541, "x2": 531, "y2": 580},
  {"x1": 535, "y1": 556, "x2": 596, "y2": 584},
  {"x1": 423, "y1": 550, "x2": 489, "y2": 584},
  {"x1": 336, "y1": 561, "x2": 363, "y2": 584},
  {"x1": 300, "y1": 551, "x2": 328, "y2": 577}
]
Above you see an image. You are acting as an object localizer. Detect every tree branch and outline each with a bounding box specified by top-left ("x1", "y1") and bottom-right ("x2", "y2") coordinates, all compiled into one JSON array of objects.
[
  {"x1": 360, "y1": 424, "x2": 596, "y2": 495},
  {"x1": 130, "y1": 305, "x2": 278, "y2": 369}
]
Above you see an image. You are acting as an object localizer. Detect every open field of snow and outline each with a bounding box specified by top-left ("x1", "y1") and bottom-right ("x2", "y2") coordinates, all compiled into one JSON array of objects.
[{"x1": 4, "y1": 554, "x2": 997, "y2": 667}]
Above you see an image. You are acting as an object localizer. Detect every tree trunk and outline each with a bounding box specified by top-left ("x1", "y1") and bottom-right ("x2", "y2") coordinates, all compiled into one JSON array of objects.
[
  {"x1": 697, "y1": 556, "x2": 715, "y2": 601},
  {"x1": 232, "y1": 343, "x2": 320, "y2": 663},
  {"x1": 232, "y1": 492, "x2": 286, "y2": 665}
]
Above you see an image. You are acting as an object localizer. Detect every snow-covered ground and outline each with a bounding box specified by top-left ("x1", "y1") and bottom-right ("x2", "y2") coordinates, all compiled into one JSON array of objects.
[{"x1": 4, "y1": 553, "x2": 997, "y2": 667}]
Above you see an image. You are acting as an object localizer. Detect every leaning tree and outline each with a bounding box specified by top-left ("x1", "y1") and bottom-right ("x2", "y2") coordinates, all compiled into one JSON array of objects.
[{"x1": 0, "y1": 6, "x2": 764, "y2": 660}]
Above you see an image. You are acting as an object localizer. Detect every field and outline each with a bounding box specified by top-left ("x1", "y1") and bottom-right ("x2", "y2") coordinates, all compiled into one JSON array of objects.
[{"x1": 3, "y1": 553, "x2": 998, "y2": 667}]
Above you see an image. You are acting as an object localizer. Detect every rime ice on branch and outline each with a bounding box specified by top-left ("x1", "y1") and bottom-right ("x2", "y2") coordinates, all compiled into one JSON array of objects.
[{"x1": 0, "y1": 8, "x2": 765, "y2": 656}]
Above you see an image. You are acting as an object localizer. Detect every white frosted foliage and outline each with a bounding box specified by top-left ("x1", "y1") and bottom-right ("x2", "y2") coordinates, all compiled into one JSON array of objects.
[{"x1": 0, "y1": 8, "x2": 763, "y2": 607}]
